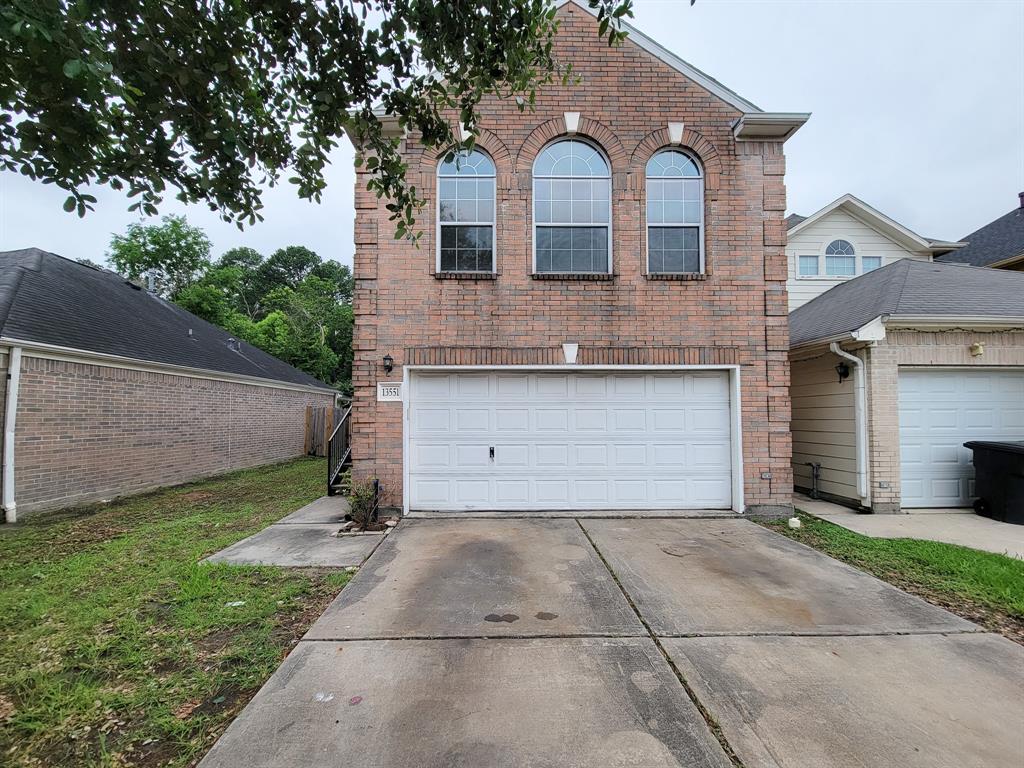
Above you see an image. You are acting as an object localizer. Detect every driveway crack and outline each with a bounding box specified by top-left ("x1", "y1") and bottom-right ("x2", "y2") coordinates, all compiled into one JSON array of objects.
[{"x1": 574, "y1": 518, "x2": 747, "y2": 768}]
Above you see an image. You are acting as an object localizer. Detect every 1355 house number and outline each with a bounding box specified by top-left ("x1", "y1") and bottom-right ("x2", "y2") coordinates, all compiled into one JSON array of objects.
[{"x1": 377, "y1": 382, "x2": 403, "y2": 402}]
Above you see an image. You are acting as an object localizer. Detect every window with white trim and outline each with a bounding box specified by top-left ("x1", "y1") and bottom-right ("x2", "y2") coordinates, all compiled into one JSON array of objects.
[
  {"x1": 798, "y1": 255, "x2": 819, "y2": 276},
  {"x1": 646, "y1": 149, "x2": 703, "y2": 273},
  {"x1": 438, "y1": 149, "x2": 495, "y2": 272},
  {"x1": 533, "y1": 139, "x2": 611, "y2": 273},
  {"x1": 824, "y1": 239, "x2": 856, "y2": 276},
  {"x1": 798, "y1": 239, "x2": 883, "y2": 278}
]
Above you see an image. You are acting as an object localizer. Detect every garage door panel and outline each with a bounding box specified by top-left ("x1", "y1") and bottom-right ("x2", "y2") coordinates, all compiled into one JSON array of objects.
[
  {"x1": 409, "y1": 371, "x2": 733, "y2": 510},
  {"x1": 575, "y1": 409, "x2": 608, "y2": 430},
  {"x1": 898, "y1": 369, "x2": 1024, "y2": 508},
  {"x1": 536, "y1": 376, "x2": 569, "y2": 397},
  {"x1": 495, "y1": 409, "x2": 529, "y2": 431},
  {"x1": 651, "y1": 408, "x2": 685, "y2": 431},
  {"x1": 495, "y1": 374, "x2": 528, "y2": 396},
  {"x1": 455, "y1": 409, "x2": 488, "y2": 431}
]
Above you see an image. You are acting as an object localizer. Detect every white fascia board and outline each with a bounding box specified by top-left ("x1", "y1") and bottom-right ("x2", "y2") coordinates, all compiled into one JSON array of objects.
[
  {"x1": 852, "y1": 315, "x2": 887, "y2": 342},
  {"x1": 883, "y1": 315, "x2": 1024, "y2": 332},
  {"x1": 788, "y1": 332, "x2": 859, "y2": 357},
  {"x1": 553, "y1": 0, "x2": 764, "y2": 113},
  {"x1": 787, "y1": 193, "x2": 933, "y2": 252},
  {"x1": 987, "y1": 251, "x2": 1024, "y2": 269},
  {"x1": 732, "y1": 113, "x2": 810, "y2": 142},
  {"x1": 926, "y1": 240, "x2": 968, "y2": 253},
  {"x1": 1, "y1": 337, "x2": 338, "y2": 395}
]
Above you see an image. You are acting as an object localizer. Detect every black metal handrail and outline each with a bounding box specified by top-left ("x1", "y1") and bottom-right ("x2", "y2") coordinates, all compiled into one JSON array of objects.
[{"x1": 327, "y1": 406, "x2": 352, "y2": 495}]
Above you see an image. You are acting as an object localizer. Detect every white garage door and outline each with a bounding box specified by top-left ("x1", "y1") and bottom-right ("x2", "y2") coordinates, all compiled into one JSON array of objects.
[
  {"x1": 408, "y1": 371, "x2": 733, "y2": 511},
  {"x1": 898, "y1": 369, "x2": 1024, "y2": 508}
]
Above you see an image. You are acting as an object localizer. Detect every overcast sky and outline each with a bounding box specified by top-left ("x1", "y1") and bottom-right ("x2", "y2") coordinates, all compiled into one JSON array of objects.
[{"x1": 1, "y1": 0, "x2": 1021, "y2": 267}]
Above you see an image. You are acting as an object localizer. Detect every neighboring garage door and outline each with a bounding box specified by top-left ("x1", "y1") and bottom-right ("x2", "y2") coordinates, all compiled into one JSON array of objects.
[
  {"x1": 408, "y1": 371, "x2": 733, "y2": 511},
  {"x1": 898, "y1": 369, "x2": 1024, "y2": 507}
]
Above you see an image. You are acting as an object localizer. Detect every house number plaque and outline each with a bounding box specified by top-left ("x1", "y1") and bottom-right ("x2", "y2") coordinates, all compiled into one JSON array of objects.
[{"x1": 377, "y1": 382, "x2": 403, "y2": 402}]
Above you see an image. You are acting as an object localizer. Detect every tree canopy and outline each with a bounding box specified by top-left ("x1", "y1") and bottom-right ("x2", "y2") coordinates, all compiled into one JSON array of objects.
[
  {"x1": 1, "y1": 0, "x2": 632, "y2": 237},
  {"x1": 107, "y1": 217, "x2": 354, "y2": 390}
]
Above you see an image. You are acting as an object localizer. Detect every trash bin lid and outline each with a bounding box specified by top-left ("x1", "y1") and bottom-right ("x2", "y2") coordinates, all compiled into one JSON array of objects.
[{"x1": 963, "y1": 440, "x2": 1024, "y2": 455}]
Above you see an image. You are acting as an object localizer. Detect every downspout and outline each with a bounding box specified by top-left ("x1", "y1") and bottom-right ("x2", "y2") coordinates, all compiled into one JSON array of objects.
[
  {"x1": 3, "y1": 346, "x2": 22, "y2": 523},
  {"x1": 830, "y1": 343, "x2": 870, "y2": 507}
]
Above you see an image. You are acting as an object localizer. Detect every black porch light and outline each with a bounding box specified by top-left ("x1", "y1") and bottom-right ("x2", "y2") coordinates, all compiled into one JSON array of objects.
[
  {"x1": 382, "y1": 354, "x2": 394, "y2": 374},
  {"x1": 835, "y1": 361, "x2": 851, "y2": 383}
]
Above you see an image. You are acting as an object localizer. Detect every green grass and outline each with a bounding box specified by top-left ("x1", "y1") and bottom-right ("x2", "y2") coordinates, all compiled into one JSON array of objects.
[
  {"x1": 762, "y1": 512, "x2": 1024, "y2": 639},
  {"x1": 0, "y1": 458, "x2": 349, "y2": 767}
]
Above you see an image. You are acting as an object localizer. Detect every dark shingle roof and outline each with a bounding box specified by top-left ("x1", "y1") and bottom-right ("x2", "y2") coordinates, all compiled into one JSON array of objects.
[
  {"x1": 0, "y1": 248, "x2": 333, "y2": 390},
  {"x1": 785, "y1": 213, "x2": 806, "y2": 229},
  {"x1": 936, "y1": 204, "x2": 1024, "y2": 267},
  {"x1": 790, "y1": 259, "x2": 1024, "y2": 347}
]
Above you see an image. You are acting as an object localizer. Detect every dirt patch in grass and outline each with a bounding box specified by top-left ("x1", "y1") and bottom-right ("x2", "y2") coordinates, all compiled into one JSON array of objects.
[
  {"x1": 762, "y1": 512, "x2": 1024, "y2": 645},
  {"x1": 0, "y1": 458, "x2": 351, "y2": 768}
]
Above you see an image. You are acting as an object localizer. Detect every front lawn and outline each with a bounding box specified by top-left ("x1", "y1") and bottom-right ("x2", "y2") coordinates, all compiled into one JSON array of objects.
[
  {"x1": 762, "y1": 512, "x2": 1024, "y2": 643},
  {"x1": 0, "y1": 457, "x2": 349, "y2": 767}
]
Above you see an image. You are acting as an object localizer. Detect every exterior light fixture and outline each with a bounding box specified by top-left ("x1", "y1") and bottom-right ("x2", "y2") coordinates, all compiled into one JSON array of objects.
[
  {"x1": 382, "y1": 354, "x2": 394, "y2": 374},
  {"x1": 835, "y1": 361, "x2": 850, "y2": 383}
]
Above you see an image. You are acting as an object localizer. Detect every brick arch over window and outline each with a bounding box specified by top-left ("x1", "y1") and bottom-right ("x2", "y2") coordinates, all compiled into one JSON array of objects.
[
  {"x1": 631, "y1": 127, "x2": 722, "y2": 194},
  {"x1": 425, "y1": 128, "x2": 513, "y2": 176},
  {"x1": 515, "y1": 116, "x2": 628, "y2": 175}
]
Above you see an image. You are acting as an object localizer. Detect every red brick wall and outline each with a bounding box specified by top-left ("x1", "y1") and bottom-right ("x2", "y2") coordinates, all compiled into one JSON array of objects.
[
  {"x1": 2, "y1": 354, "x2": 334, "y2": 516},
  {"x1": 352, "y1": 4, "x2": 792, "y2": 513}
]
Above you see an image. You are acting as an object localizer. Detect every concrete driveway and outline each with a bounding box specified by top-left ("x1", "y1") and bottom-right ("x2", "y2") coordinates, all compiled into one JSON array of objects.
[{"x1": 199, "y1": 518, "x2": 1024, "y2": 768}]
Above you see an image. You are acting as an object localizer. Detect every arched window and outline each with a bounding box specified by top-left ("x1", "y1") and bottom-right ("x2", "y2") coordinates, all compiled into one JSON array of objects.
[
  {"x1": 533, "y1": 139, "x2": 611, "y2": 274},
  {"x1": 646, "y1": 149, "x2": 703, "y2": 273},
  {"x1": 825, "y1": 239, "x2": 855, "y2": 276},
  {"x1": 438, "y1": 149, "x2": 495, "y2": 273}
]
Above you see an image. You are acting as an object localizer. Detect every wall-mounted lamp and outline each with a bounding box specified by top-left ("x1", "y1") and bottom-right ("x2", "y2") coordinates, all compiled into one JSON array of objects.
[
  {"x1": 382, "y1": 354, "x2": 394, "y2": 374},
  {"x1": 835, "y1": 361, "x2": 851, "y2": 383}
]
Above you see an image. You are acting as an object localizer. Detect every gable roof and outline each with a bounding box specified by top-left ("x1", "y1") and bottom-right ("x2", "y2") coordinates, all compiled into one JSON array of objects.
[
  {"x1": 0, "y1": 248, "x2": 333, "y2": 390},
  {"x1": 789, "y1": 259, "x2": 1024, "y2": 347},
  {"x1": 786, "y1": 194, "x2": 965, "y2": 254},
  {"x1": 553, "y1": 1, "x2": 809, "y2": 140},
  {"x1": 935, "y1": 201, "x2": 1024, "y2": 268}
]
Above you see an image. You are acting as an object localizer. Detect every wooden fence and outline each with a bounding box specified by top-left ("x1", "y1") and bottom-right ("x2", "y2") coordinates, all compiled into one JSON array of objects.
[{"x1": 305, "y1": 405, "x2": 345, "y2": 457}]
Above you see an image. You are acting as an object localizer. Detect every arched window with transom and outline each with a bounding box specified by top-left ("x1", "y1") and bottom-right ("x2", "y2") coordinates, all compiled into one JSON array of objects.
[
  {"x1": 437, "y1": 149, "x2": 495, "y2": 273},
  {"x1": 825, "y1": 239, "x2": 856, "y2": 276},
  {"x1": 646, "y1": 149, "x2": 703, "y2": 274},
  {"x1": 533, "y1": 139, "x2": 611, "y2": 274}
]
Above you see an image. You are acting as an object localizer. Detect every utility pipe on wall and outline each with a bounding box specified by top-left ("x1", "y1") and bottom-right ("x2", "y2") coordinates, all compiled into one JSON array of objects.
[
  {"x1": 830, "y1": 342, "x2": 869, "y2": 506},
  {"x1": 3, "y1": 346, "x2": 22, "y2": 523}
]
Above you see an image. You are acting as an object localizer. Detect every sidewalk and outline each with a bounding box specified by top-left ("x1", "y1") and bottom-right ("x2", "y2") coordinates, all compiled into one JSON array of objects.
[{"x1": 795, "y1": 493, "x2": 1024, "y2": 559}]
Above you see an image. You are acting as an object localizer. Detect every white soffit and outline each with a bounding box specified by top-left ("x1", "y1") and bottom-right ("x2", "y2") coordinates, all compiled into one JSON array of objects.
[{"x1": 732, "y1": 113, "x2": 810, "y2": 142}]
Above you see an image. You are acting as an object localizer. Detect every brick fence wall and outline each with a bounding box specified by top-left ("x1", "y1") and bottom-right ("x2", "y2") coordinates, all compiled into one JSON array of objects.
[
  {"x1": 0, "y1": 353, "x2": 334, "y2": 517},
  {"x1": 351, "y1": 3, "x2": 793, "y2": 513}
]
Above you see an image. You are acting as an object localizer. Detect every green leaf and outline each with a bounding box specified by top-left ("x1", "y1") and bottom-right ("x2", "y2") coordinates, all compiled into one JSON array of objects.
[
  {"x1": 62, "y1": 59, "x2": 83, "y2": 78},
  {"x1": 63, "y1": 195, "x2": 76, "y2": 212}
]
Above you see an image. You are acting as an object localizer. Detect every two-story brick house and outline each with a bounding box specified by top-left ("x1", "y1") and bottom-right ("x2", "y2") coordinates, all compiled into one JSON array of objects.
[{"x1": 349, "y1": 0, "x2": 808, "y2": 515}]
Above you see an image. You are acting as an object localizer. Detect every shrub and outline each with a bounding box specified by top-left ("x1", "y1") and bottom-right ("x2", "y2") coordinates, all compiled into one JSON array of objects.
[{"x1": 348, "y1": 478, "x2": 379, "y2": 529}]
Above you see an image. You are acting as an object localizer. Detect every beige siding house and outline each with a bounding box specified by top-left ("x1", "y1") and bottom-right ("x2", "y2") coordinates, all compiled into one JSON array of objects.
[
  {"x1": 786, "y1": 195, "x2": 963, "y2": 310},
  {"x1": 791, "y1": 354, "x2": 857, "y2": 503},
  {"x1": 789, "y1": 260, "x2": 1024, "y2": 513}
]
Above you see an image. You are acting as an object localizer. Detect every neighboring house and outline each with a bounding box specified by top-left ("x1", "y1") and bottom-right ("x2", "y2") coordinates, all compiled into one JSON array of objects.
[
  {"x1": 789, "y1": 260, "x2": 1024, "y2": 512},
  {"x1": 346, "y1": 0, "x2": 809, "y2": 515},
  {"x1": 785, "y1": 194, "x2": 964, "y2": 310},
  {"x1": 936, "y1": 192, "x2": 1024, "y2": 271},
  {"x1": 0, "y1": 248, "x2": 336, "y2": 521}
]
